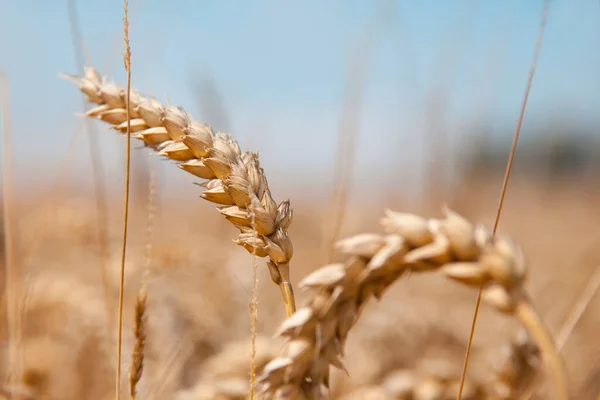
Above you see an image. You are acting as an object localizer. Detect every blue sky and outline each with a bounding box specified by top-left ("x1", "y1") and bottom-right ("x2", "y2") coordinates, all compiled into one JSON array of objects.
[{"x1": 0, "y1": 0, "x2": 599, "y2": 195}]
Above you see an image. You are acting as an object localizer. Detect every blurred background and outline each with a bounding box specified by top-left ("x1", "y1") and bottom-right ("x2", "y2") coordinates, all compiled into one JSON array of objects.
[{"x1": 0, "y1": 0, "x2": 599, "y2": 399}]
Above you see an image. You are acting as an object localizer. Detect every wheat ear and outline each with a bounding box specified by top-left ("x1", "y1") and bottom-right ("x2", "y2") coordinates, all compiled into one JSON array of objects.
[
  {"x1": 128, "y1": 287, "x2": 147, "y2": 399},
  {"x1": 62, "y1": 68, "x2": 296, "y2": 317},
  {"x1": 258, "y1": 208, "x2": 567, "y2": 400}
]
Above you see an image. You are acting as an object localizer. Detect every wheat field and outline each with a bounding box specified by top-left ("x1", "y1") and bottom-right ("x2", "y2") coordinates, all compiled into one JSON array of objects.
[{"x1": 1, "y1": 1, "x2": 600, "y2": 400}]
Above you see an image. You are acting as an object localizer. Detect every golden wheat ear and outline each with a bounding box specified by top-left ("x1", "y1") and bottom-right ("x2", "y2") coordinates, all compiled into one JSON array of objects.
[
  {"x1": 258, "y1": 209, "x2": 567, "y2": 400},
  {"x1": 128, "y1": 287, "x2": 147, "y2": 399},
  {"x1": 60, "y1": 67, "x2": 296, "y2": 317}
]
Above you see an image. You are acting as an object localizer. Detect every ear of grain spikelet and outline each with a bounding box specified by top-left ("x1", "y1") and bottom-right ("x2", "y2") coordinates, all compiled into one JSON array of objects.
[
  {"x1": 257, "y1": 208, "x2": 567, "y2": 400},
  {"x1": 61, "y1": 68, "x2": 296, "y2": 317},
  {"x1": 129, "y1": 287, "x2": 147, "y2": 399}
]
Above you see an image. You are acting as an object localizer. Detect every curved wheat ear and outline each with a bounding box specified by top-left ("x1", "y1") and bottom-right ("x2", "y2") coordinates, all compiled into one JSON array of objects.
[
  {"x1": 61, "y1": 67, "x2": 296, "y2": 317},
  {"x1": 258, "y1": 208, "x2": 567, "y2": 400}
]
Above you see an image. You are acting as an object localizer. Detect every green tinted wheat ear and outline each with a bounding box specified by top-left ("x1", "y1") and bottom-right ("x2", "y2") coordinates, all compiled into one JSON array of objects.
[
  {"x1": 62, "y1": 67, "x2": 296, "y2": 317},
  {"x1": 258, "y1": 208, "x2": 567, "y2": 400}
]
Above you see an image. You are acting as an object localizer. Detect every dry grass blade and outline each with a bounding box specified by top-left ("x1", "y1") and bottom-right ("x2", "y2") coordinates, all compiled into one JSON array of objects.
[
  {"x1": 176, "y1": 336, "x2": 282, "y2": 399},
  {"x1": 326, "y1": 0, "x2": 394, "y2": 263},
  {"x1": 61, "y1": 69, "x2": 297, "y2": 317},
  {"x1": 457, "y1": 1, "x2": 551, "y2": 398},
  {"x1": 521, "y1": 264, "x2": 600, "y2": 399},
  {"x1": 249, "y1": 205, "x2": 259, "y2": 400},
  {"x1": 116, "y1": 2, "x2": 132, "y2": 399},
  {"x1": 258, "y1": 209, "x2": 567, "y2": 400},
  {"x1": 128, "y1": 161, "x2": 155, "y2": 400},
  {"x1": 515, "y1": 300, "x2": 568, "y2": 400},
  {"x1": 66, "y1": 0, "x2": 113, "y2": 331},
  {"x1": 555, "y1": 265, "x2": 600, "y2": 351}
]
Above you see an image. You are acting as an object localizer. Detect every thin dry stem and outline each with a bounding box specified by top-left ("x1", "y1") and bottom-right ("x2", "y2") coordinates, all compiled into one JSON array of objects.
[
  {"x1": 143, "y1": 331, "x2": 193, "y2": 400},
  {"x1": 457, "y1": 1, "x2": 551, "y2": 398},
  {"x1": 116, "y1": 2, "x2": 132, "y2": 399},
  {"x1": 522, "y1": 263, "x2": 600, "y2": 399},
  {"x1": 249, "y1": 205, "x2": 259, "y2": 400},
  {"x1": 555, "y1": 264, "x2": 600, "y2": 350},
  {"x1": 1, "y1": 70, "x2": 23, "y2": 399},
  {"x1": 258, "y1": 209, "x2": 566, "y2": 400},
  {"x1": 128, "y1": 157, "x2": 156, "y2": 400},
  {"x1": 326, "y1": 0, "x2": 394, "y2": 263},
  {"x1": 66, "y1": 0, "x2": 113, "y2": 329},
  {"x1": 515, "y1": 300, "x2": 568, "y2": 400},
  {"x1": 62, "y1": 69, "x2": 297, "y2": 317},
  {"x1": 141, "y1": 161, "x2": 157, "y2": 284},
  {"x1": 66, "y1": 0, "x2": 92, "y2": 67}
]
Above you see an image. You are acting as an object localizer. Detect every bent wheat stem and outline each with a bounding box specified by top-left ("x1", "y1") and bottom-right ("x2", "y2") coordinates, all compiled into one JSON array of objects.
[{"x1": 515, "y1": 299, "x2": 568, "y2": 400}]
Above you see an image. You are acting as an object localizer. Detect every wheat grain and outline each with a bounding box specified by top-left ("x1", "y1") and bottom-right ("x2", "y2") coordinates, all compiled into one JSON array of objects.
[
  {"x1": 257, "y1": 208, "x2": 567, "y2": 400},
  {"x1": 62, "y1": 67, "x2": 296, "y2": 317}
]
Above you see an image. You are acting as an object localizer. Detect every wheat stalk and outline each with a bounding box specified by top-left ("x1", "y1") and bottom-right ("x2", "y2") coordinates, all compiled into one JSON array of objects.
[
  {"x1": 458, "y1": 2, "x2": 550, "y2": 397},
  {"x1": 257, "y1": 208, "x2": 567, "y2": 400},
  {"x1": 61, "y1": 67, "x2": 296, "y2": 317},
  {"x1": 116, "y1": 4, "x2": 132, "y2": 398}
]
